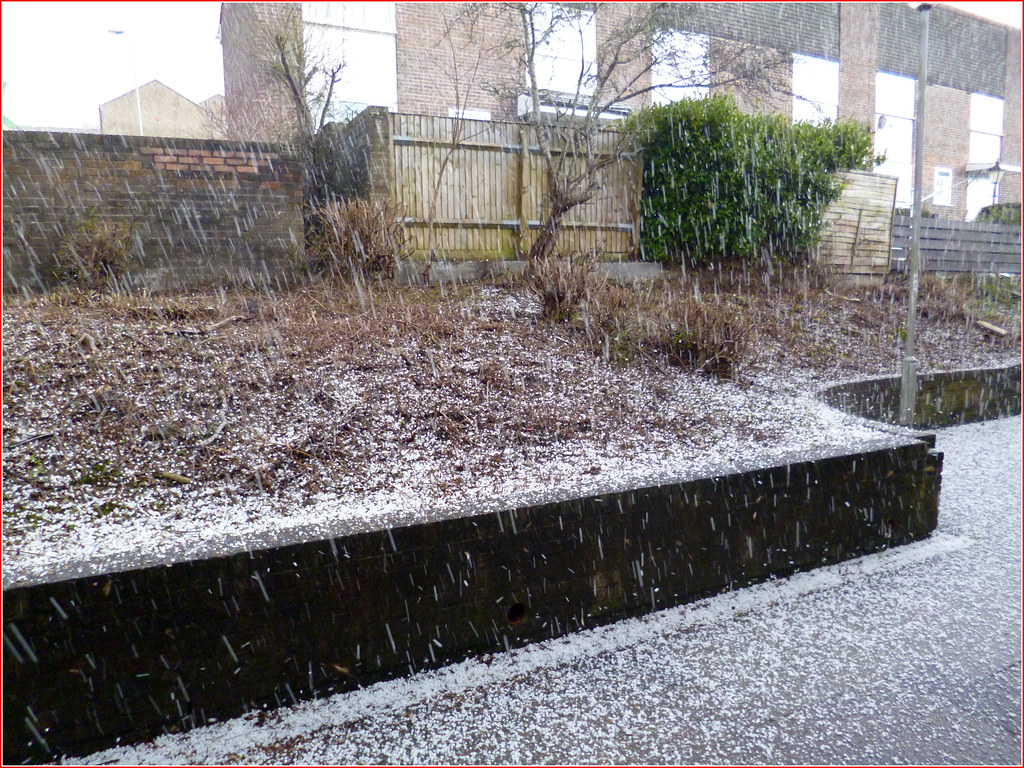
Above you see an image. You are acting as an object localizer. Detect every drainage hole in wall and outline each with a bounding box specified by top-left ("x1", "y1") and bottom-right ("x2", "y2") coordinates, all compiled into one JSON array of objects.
[{"x1": 507, "y1": 603, "x2": 527, "y2": 625}]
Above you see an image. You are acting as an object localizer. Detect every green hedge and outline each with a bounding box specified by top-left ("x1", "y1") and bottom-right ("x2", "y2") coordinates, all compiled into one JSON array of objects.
[
  {"x1": 625, "y1": 96, "x2": 877, "y2": 266},
  {"x1": 976, "y1": 202, "x2": 1021, "y2": 225}
]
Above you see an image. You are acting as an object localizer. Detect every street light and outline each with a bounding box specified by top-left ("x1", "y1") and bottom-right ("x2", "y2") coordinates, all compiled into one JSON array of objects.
[
  {"x1": 108, "y1": 29, "x2": 144, "y2": 136},
  {"x1": 899, "y1": 2, "x2": 930, "y2": 427},
  {"x1": 966, "y1": 160, "x2": 1007, "y2": 208}
]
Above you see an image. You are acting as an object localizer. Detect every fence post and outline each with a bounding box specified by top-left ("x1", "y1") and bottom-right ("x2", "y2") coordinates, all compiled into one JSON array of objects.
[
  {"x1": 518, "y1": 124, "x2": 530, "y2": 257},
  {"x1": 631, "y1": 153, "x2": 642, "y2": 256}
]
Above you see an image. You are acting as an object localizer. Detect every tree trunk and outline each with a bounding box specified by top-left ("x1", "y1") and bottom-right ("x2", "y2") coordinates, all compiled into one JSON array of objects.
[{"x1": 528, "y1": 213, "x2": 563, "y2": 261}]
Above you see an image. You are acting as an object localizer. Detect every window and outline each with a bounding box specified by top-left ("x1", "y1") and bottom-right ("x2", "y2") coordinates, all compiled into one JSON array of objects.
[
  {"x1": 792, "y1": 55, "x2": 839, "y2": 124},
  {"x1": 874, "y1": 71, "x2": 916, "y2": 205},
  {"x1": 966, "y1": 93, "x2": 1004, "y2": 219},
  {"x1": 530, "y1": 4, "x2": 596, "y2": 98},
  {"x1": 302, "y1": 2, "x2": 398, "y2": 120},
  {"x1": 302, "y1": 2, "x2": 394, "y2": 32},
  {"x1": 448, "y1": 107, "x2": 491, "y2": 121},
  {"x1": 933, "y1": 166, "x2": 953, "y2": 207},
  {"x1": 651, "y1": 31, "x2": 710, "y2": 105}
]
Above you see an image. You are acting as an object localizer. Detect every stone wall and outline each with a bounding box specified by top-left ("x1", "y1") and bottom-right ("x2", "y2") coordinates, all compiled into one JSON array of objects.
[
  {"x1": 2, "y1": 131, "x2": 303, "y2": 294},
  {"x1": 3, "y1": 437, "x2": 941, "y2": 763}
]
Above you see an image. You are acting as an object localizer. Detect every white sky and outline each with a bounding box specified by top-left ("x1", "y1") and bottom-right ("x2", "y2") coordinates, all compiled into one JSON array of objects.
[
  {"x1": 2, "y1": 2, "x2": 223, "y2": 130},
  {"x1": 0, "y1": 1, "x2": 1021, "y2": 131}
]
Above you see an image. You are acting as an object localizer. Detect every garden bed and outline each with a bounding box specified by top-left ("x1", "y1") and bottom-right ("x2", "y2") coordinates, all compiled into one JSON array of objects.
[{"x1": 2, "y1": 268, "x2": 1019, "y2": 587}]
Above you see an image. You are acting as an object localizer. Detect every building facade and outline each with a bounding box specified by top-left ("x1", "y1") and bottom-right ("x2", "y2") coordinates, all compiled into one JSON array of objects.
[
  {"x1": 220, "y1": 2, "x2": 1021, "y2": 220},
  {"x1": 99, "y1": 80, "x2": 225, "y2": 139}
]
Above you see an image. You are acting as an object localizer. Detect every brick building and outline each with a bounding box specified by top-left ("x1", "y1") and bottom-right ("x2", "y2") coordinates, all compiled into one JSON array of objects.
[{"x1": 220, "y1": 2, "x2": 1021, "y2": 221}]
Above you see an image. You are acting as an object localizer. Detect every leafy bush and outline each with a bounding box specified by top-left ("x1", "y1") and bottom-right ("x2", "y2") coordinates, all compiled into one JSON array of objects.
[
  {"x1": 54, "y1": 213, "x2": 135, "y2": 291},
  {"x1": 976, "y1": 202, "x2": 1021, "y2": 225},
  {"x1": 624, "y1": 95, "x2": 877, "y2": 267},
  {"x1": 894, "y1": 205, "x2": 937, "y2": 219},
  {"x1": 306, "y1": 198, "x2": 409, "y2": 282}
]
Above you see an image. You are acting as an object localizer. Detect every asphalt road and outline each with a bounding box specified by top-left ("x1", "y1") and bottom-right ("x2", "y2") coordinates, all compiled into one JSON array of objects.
[{"x1": 80, "y1": 416, "x2": 1023, "y2": 766}]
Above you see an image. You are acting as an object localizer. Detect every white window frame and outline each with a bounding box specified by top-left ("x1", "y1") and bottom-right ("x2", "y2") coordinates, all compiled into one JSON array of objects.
[
  {"x1": 302, "y1": 3, "x2": 395, "y2": 32},
  {"x1": 301, "y1": 3, "x2": 398, "y2": 118},
  {"x1": 651, "y1": 31, "x2": 710, "y2": 105},
  {"x1": 792, "y1": 54, "x2": 839, "y2": 124},
  {"x1": 874, "y1": 72, "x2": 917, "y2": 206},
  {"x1": 966, "y1": 93, "x2": 1004, "y2": 220},
  {"x1": 529, "y1": 4, "x2": 597, "y2": 100},
  {"x1": 932, "y1": 166, "x2": 953, "y2": 207},
  {"x1": 448, "y1": 107, "x2": 491, "y2": 121}
]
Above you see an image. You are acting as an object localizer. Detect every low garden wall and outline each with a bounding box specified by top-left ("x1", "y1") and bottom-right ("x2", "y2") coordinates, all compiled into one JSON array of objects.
[
  {"x1": 2, "y1": 131, "x2": 303, "y2": 294},
  {"x1": 3, "y1": 436, "x2": 940, "y2": 763},
  {"x1": 819, "y1": 363, "x2": 1022, "y2": 428}
]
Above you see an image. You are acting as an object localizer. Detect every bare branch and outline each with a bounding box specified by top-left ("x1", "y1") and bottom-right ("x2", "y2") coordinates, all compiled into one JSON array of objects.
[{"x1": 434, "y1": 2, "x2": 793, "y2": 261}]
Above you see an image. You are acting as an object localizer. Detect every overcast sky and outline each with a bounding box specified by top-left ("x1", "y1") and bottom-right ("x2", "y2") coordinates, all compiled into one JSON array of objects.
[
  {"x1": 2, "y1": 2, "x2": 223, "y2": 130},
  {"x1": 1, "y1": 2, "x2": 1021, "y2": 131}
]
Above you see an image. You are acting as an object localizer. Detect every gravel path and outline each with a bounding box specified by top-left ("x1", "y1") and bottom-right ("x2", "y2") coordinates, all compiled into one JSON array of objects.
[{"x1": 73, "y1": 415, "x2": 1022, "y2": 765}]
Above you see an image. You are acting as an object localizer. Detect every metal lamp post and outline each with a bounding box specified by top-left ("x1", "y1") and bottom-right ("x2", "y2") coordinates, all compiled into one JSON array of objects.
[
  {"x1": 989, "y1": 160, "x2": 1005, "y2": 204},
  {"x1": 108, "y1": 29, "x2": 144, "y2": 136},
  {"x1": 899, "y1": 3, "x2": 931, "y2": 426}
]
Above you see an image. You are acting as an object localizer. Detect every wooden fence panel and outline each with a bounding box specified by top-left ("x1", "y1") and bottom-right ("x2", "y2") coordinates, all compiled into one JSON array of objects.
[
  {"x1": 388, "y1": 114, "x2": 638, "y2": 260},
  {"x1": 891, "y1": 215, "x2": 1022, "y2": 275},
  {"x1": 818, "y1": 170, "x2": 898, "y2": 277},
  {"x1": 335, "y1": 111, "x2": 1020, "y2": 273}
]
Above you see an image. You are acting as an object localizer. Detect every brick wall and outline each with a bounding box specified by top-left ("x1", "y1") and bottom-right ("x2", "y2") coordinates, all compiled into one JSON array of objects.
[
  {"x1": 709, "y1": 38, "x2": 793, "y2": 117},
  {"x1": 878, "y1": 3, "x2": 1007, "y2": 97},
  {"x1": 595, "y1": 3, "x2": 653, "y2": 112},
  {"x1": 3, "y1": 437, "x2": 942, "y2": 763},
  {"x1": 315, "y1": 106, "x2": 394, "y2": 200},
  {"x1": 668, "y1": 1, "x2": 839, "y2": 59},
  {"x1": 923, "y1": 85, "x2": 971, "y2": 218},
  {"x1": 2, "y1": 131, "x2": 303, "y2": 294},
  {"x1": 395, "y1": 3, "x2": 519, "y2": 119},
  {"x1": 870, "y1": 4, "x2": 1021, "y2": 219},
  {"x1": 220, "y1": 3, "x2": 302, "y2": 142},
  {"x1": 838, "y1": 4, "x2": 879, "y2": 128},
  {"x1": 1000, "y1": 30, "x2": 1022, "y2": 206}
]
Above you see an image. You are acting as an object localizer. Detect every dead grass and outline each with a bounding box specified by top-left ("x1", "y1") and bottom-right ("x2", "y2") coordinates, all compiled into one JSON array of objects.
[{"x1": 2, "y1": 269, "x2": 1019, "y2": 545}]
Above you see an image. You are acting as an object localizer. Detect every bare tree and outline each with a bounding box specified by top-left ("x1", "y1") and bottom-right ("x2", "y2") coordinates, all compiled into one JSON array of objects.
[
  {"x1": 221, "y1": 4, "x2": 344, "y2": 150},
  {"x1": 449, "y1": 2, "x2": 791, "y2": 261}
]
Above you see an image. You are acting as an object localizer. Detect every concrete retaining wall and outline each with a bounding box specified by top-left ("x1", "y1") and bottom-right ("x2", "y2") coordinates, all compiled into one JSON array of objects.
[
  {"x1": 3, "y1": 437, "x2": 940, "y2": 763},
  {"x1": 820, "y1": 363, "x2": 1022, "y2": 428}
]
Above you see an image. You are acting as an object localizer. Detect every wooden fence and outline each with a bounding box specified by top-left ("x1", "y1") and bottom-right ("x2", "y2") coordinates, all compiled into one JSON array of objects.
[
  {"x1": 319, "y1": 108, "x2": 640, "y2": 260},
  {"x1": 392, "y1": 113, "x2": 640, "y2": 260},
  {"x1": 321, "y1": 109, "x2": 1019, "y2": 276},
  {"x1": 891, "y1": 215, "x2": 1022, "y2": 275},
  {"x1": 816, "y1": 170, "x2": 898, "y2": 279}
]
